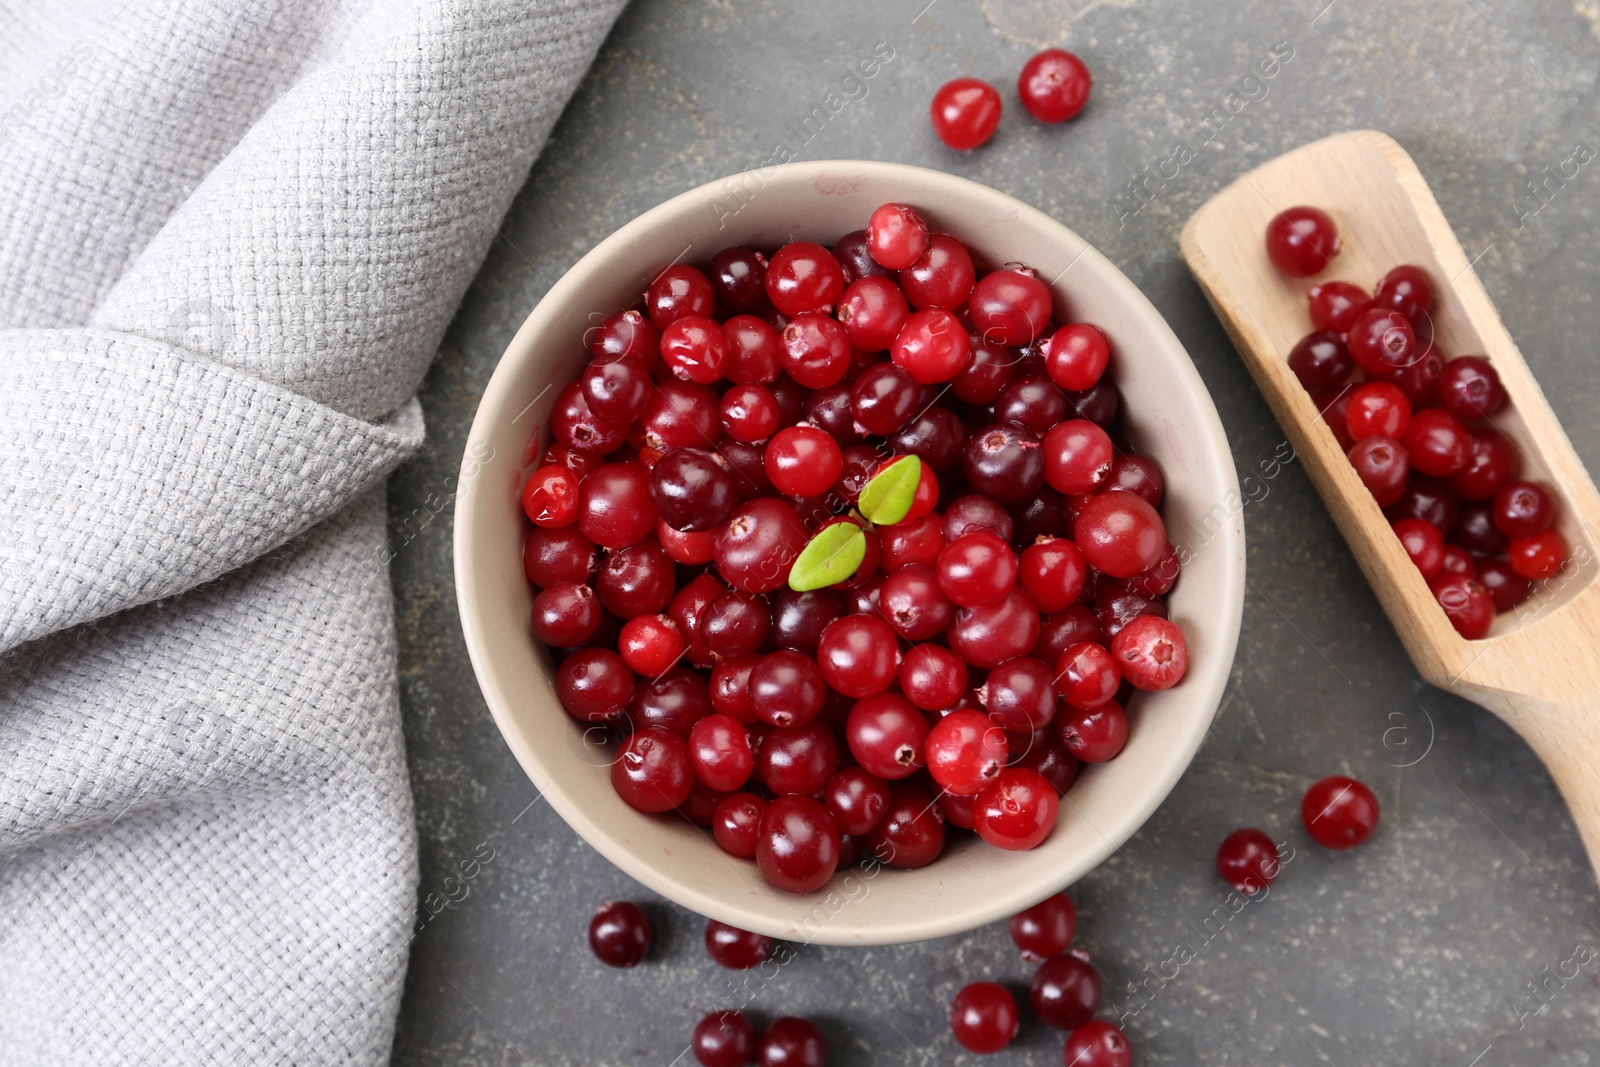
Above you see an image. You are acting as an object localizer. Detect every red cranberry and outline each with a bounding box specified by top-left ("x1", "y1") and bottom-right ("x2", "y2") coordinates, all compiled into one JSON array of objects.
[
  {"x1": 846, "y1": 692, "x2": 929, "y2": 779},
  {"x1": 984, "y1": 656, "x2": 1058, "y2": 733},
  {"x1": 763, "y1": 425, "x2": 842, "y2": 498},
  {"x1": 556, "y1": 648, "x2": 635, "y2": 722},
  {"x1": 1030, "y1": 953, "x2": 1101, "y2": 1029},
  {"x1": 723, "y1": 315, "x2": 783, "y2": 385},
  {"x1": 524, "y1": 525, "x2": 599, "y2": 587},
  {"x1": 660, "y1": 314, "x2": 729, "y2": 384},
  {"x1": 865, "y1": 782, "x2": 946, "y2": 868},
  {"x1": 1376, "y1": 342, "x2": 1445, "y2": 408},
  {"x1": 930, "y1": 77, "x2": 1002, "y2": 149},
  {"x1": 532, "y1": 582, "x2": 601, "y2": 647},
  {"x1": 1302, "y1": 775, "x2": 1380, "y2": 848},
  {"x1": 1053, "y1": 642, "x2": 1117, "y2": 708},
  {"x1": 1345, "y1": 382, "x2": 1411, "y2": 441},
  {"x1": 781, "y1": 312, "x2": 852, "y2": 388},
  {"x1": 950, "y1": 587, "x2": 1042, "y2": 668},
  {"x1": 618, "y1": 614, "x2": 685, "y2": 678},
  {"x1": 1045, "y1": 323, "x2": 1110, "y2": 392},
  {"x1": 588, "y1": 308, "x2": 659, "y2": 367},
  {"x1": 552, "y1": 382, "x2": 628, "y2": 455},
  {"x1": 1347, "y1": 437, "x2": 1410, "y2": 507},
  {"x1": 757, "y1": 795, "x2": 840, "y2": 893},
  {"x1": 866, "y1": 202, "x2": 931, "y2": 269},
  {"x1": 926, "y1": 708, "x2": 1009, "y2": 795},
  {"x1": 1043, "y1": 419, "x2": 1114, "y2": 495},
  {"x1": 716, "y1": 498, "x2": 808, "y2": 595},
  {"x1": 1439, "y1": 545, "x2": 1476, "y2": 579},
  {"x1": 1386, "y1": 475, "x2": 1458, "y2": 533},
  {"x1": 838, "y1": 276, "x2": 910, "y2": 353},
  {"x1": 694, "y1": 1010, "x2": 756, "y2": 1067},
  {"x1": 970, "y1": 268, "x2": 1053, "y2": 345},
  {"x1": 899, "y1": 643, "x2": 968, "y2": 711},
  {"x1": 710, "y1": 655, "x2": 762, "y2": 723},
  {"x1": 713, "y1": 792, "x2": 766, "y2": 857},
  {"x1": 1347, "y1": 308, "x2": 1416, "y2": 374},
  {"x1": 588, "y1": 900, "x2": 651, "y2": 967},
  {"x1": 892, "y1": 308, "x2": 972, "y2": 384},
  {"x1": 1493, "y1": 480, "x2": 1553, "y2": 539},
  {"x1": 1393, "y1": 517, "x2": 1445, "y2": 579},
  {"x1": 612, "y1": 726, "x2": 694, "y2": 813},
  {"x1": 1307, "y1": 281, "x2": 1372, "y2": 333},
  {"x1": 1010, "y1": 892, "x2": 1076, "y2": 960},
  {"x1": 581, "y1": 356, "x2": 653, "y2": 426},
  {"x1": 1287, "y1": 330, "x2": 1353, "y2": 394},
  {"x1": 935, "y1": 531, "x2": 1015, "y2": 608},
  {"x1": 818, "y1": 614, "x2": 900, "y2": 698},
  {"x1": 1110, "y1": 614, "x2": 1188, "y2": 690},
  {"x1": 1449, "y1": 430, "x2": 1517, "y2": 501},
  {"x1": 1477, "y1": 558, "x2": 1532, "y2": 612},
  {"x1": 1404, "y1": 408, "x2": 1471, "y2": 478},
  {"x1": 945, "y1": 493, "x2": 1015, "y2": 542},
  {"x1": 1317, "y1": 387, "x2": 1357, "y2": 451},
  {"x1": 1020, "y1": 538, "x2": 1087, "y2": 612},
  {"x1": 1264, "y1": 206, "x2": 1340, "y2": 276},
  {"x1": 578, "y1": 462, "x2": 660, "y2": 549},
  {"x1": 1018, "y1": 48, "x2": 1092, "y2": 122},
  {"x1": 659, "y1": 520, "x2": 718, "y2": 565},
  {"x1": 646, "y1": 264, "x2": 715, "y2": 329},
  {"x1": 875, "y1": 564, "x2": 952, "y2": 641},
  {"x1": 1436, "y1": 355, "x2": 1505, "y2": 420},
  {"x1": 1068, "y1": 381, "x2": 1120, "y2": 427},
  {"x1": 1509, "y1": 528, "x2": 1566, "y2": 581},
  {"x1": 667, "y1": 574, "x2": 725, "y2": 669},
  {"x1": 757, "y1": 1016, "x2": 826, "y2": 1067},
  {"x1": 965, "y1": 422, "x2": 1045, "y2": 504},
  {"x1": 1063, "y1": 1021, "x2": 1132, "y2": 1067},
  {"x1": 720, "y1": 383, "x2": 780, "y2": 443},
  {"x1": 824, "y1": 767, "x2": 890, "y2": 836},
  {"x1": 1073, "y1": 492, "x2": 1166, "y2": 577},
  {"x1": 641, "y1": 380, "x2": 722, "y2": 451},
  {"x1": 1373, "y1": 263, "x2": 1434, "y2": 322},
  {"x1": 705, "y1": 920, "x2": 772, "y2": 970},
  {"x1": 757, "y1": 723, "x2": 839, "y2": 796},
  {"x1": 974, "y1": 767, "x2": 1058, "y2": 850},
  {"x1": 1216, "y1": 828, "x2": 1280, "y2": 894},
  {"x1": 688, "y1": 713, "x2": 755, "y2": 793},
  {"x1": 995, "y1": 375, "x2": 1068, "y2": 435},
  {"x1": 766, "y1": 241, "x2": 844, "y2": 317},
  {"x1": 901, "y1": 232, "x2": 976, "y2": 310},
  {"x1": 597, "y1": 539, "x2": 675, "y2": 618},
  {"x1": 1057, "y1": 700, "x2": 1127, "y2": 763},
  {"x1": 950, "y1": 981, "x2": 1019, "y2": 1054}
]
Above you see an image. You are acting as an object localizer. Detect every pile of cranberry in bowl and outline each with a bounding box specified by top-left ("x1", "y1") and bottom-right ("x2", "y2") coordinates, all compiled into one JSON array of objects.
[{"x1": 460, "y1": 162, "x2": 1243, "y2": 943}]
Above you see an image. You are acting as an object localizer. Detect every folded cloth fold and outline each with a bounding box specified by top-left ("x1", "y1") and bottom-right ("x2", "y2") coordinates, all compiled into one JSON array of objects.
[{"x1": 0, "y1": 0, "x2": 626, "y2": 1061}]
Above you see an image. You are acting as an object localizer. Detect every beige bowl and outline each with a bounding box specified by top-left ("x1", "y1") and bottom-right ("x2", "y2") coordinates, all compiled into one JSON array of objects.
[{"x1": 455, "y1": 160, "x2": 1245, "y2": 946}]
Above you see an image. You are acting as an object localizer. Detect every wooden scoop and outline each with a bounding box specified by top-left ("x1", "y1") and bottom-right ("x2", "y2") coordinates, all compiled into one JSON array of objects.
[{"x1": 1181, "y1": 129, "x2": 1600, "y2": 878}]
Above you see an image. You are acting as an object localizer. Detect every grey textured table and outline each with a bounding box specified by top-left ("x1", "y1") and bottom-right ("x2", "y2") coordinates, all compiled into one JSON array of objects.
[{"x1": 387, "y1": 2, "x2": 1600, "y2": 1063}]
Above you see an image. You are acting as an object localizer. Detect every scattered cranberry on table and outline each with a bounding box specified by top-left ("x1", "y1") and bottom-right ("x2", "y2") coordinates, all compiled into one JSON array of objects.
[
  {"x1": 1062, "y1": 1020, "x2": 1133, "y2": 1067},
  {"x1": 930, "y1": 77, "x2": 1002, "y2": 149},
  {"x1": 1270, "y1": 204, "x2": 1567, "y2": 638},
  {"x1": 587, "y1": 900, "x2": 652, "y2": 967},
  {"x1": 1018, "y1": 48, "x2": 1092, "y2": 124},
  {"x1": 694, "y1": 1010, "x2": 757, "y2": 1067},
  {"x1": 757, "y1": 1016, "x2": 827, "y2": 1067},
  {"x1": 1030, "y1": 952, "x2": 1102, "y2": 1030},
  {"x1": 1215, "y1": 827, "x2": 1280, "y2": 894},
  {"x1": 704, "y1": 919, "x2": 772, "y2": 970},
  {"x1": 1301, "y1": 775, "x2": 1381, "y2": 849},
  {"x1": 949, "y1": 981, "x2": 1020, "y2": 1053},
  {"x1": 1009, "y1": 891, "x2": 1077, "y2": 961}
]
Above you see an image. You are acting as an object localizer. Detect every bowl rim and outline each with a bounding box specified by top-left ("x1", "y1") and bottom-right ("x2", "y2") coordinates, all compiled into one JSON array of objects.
[{"x1": 454, "y1": 159, "x2": 1246, "y2": 945}]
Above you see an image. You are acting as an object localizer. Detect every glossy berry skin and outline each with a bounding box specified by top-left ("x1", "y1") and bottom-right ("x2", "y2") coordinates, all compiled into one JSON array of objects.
[
  {"x1": 833, "y1": 229, "x2": 891, "y2": 284},
  {"x1": 930, "y1": 77, "x2": 1002, "y2": 149},
  {"x1": 1010, "y1": 892, "x2": 1076, "y2": 961},
  {"x1": 694, "y1": 1010, "x2": 757, "y2": 1067},
  {"x1": 705, "y1": 920, "x2": 772, "y2": 970},
  {"x1": 589, "y1": 308, "x2": 660, "y2": 366},
  {"x1": 1043, "y1": 419, "x2": 1114, "y2": 495},
  {"x1": 1431, "y1": 571, "x2": 1495, "y2": 639},
  {"x1": 588, "y1": 901, "x2": 652, "y2": 968},
  {"x1": 629, "y1": 667, "x2": 712, "y2": 737},
  {"x1": 899, "y1": 643, "x2": 968, "y2": 711},
  {"x1": 1347, "y1": 437, "x2": 1410, "y2": 507},
  {"x1": 723, "y1": 315, "x2": 783, "y2": 384},
  {"x1": 556, "y1": 648, "x2": 635, "y2": 722},
  {"x1": 1478, "y1": 558, "x2": 1532, "y2": 612},
  {"x1": 1030, "y1": 953, "x2": 1101, "y2": 1029},
  {"x1": 1110, "y1": 614, "x2": 1188, "y2": 691},
  {"x1": 866, "y1": 202, "x2": 931, "y2": 269},
  {"x1": 1265, "y1": 205, "x2": 1340, "y2": 276},
  {"x1": 612, "y1": 727, "x2": 694, "y2": 813},
  {"x1": 757, "y1": 723, "x2": 840, "y2": 796},
  {"x1": 1287, "y1": 331, "x2": 1353, "y2": 394},
  {"x1": 689, "y1": 714, "x2": 755, "y2": 792},
  {"x1": 1307, "y1": 281, "x2": 1372, "y2": 333},
  {"x1": 757, "y1": 795, "x2": 840, "y2": 893},
  {"x1": 1374, "y1": 263, "x2": 1434, "y2": 322},
  {"x1": 765, "y1": 425, "x2": 843, "y2": 498},
  {"x1": 1453, "y1": 502, "x2": 1506, "y2": 558},
  {"x1": 1062, "y1": 1021, "x2": 1132, "y2": 1067},
  {"x1": 522, "y1": 464, "x2": 580, "y2": 528},
  {"x1": 818, "y1": 614, "x2": 900, "y2": 698},
  {"x1": 617, "y1": 614, "x2": 685, "y2": 678},
  {"x1": 1301, "y1": 775, "x2": 1380, "y2": 849},
  {"x1": 1045, "y1": 323, "x2": 1110, "y2": 391},
  {"x1": 1347, "y1": 307, "x2": 1416, "y2": 374},
  {"x1": 1216, "y1": 828, "x2": 1280, "y2": 894},
  {"x1": 846, "y1": 692, "x2": 930, "y2": 779},
  {"x1": 1073, "y1": 492, "x2": 1166, "y2": 578},
  {"x1": 716, "y1": 498, "x2": 809, "y2": 595},
  {"x1": 781, "y1": 312, "x2": 853, "y2": 388},
  {"x1": 936, "y1": 531, "x2": 1016, "y2": 608},
  {"x1": 838, "y1": 277, "x2": 910, "y2": 353},
  {"x1": 1018, "y1": 48, "x2": 1092, "y2": 123},
  {"x1": 531, "y1": 582, "x2": 600, "y2": 647},
  {"x1": 892, "y1": 308, "x2": 972, "y2": 384},
  {"x1": 1393, "y1": 517, "x2": 1445, "y2": 580},
  {"x1": 713, "y1": 793, "x2": 767, "y2": 857},
  {"x1": 865, "y1": 783, "x2": 946, "y2": 868},
  {"x1": 1376, "y1": 343, "x2": 1444, "y2": 408},
  {"x1": 552, "y1": 383, "x2": 628, "y2": 455},
  {"x1": 1019, "y1": 538, "x2": 1087, "y2": 613},
  {"x1": 880, "y1": 564, "x2": 956, "y2": 641},
  {"x1": 969, "y1": 269, "x2": 1053, "y2": 345},
  {"x1": 949, "y1": 587, "x2": 1042, "y2": 669},
  {"x1": 661, "y1": 314, "x2": 729, "y2": 384},
  {"x1": 757, "y1": 1017, "x2": 827, "y2": 1067},
  {"x1": 646, "y1": 264, "x2": 715, "y2": 329},
  {"x1": 850, "y1": 361, "x2": 919, "y2": 436},
  {"x1": 984, "y1": 656, "x2": 1059, "y2": 733},
  {"x1": 1493, "y1": 481, "x2": 1554, "y2": 539},
  {"x1": 1057, "y1": 700, "x2": 1127, "y2": 763},
  {"x1": 749, "y1": 650, "x2": 826, "y2": 728},
  {"x1": 824, "y1": 767, "x2": 890, "y2": 836},
  {"x1": 1403, "y1": 408, "x2": 1471, "y2": 478},
  {"x1": 597, "y1": 540, "x2": 675, "y2": 619},
  {"x1": 965, "y1": 422, "x2": 1045, "y2": 505},
  {"x1": 1345, "y1": 382, "x2": 1411, "y2": 441},
  {"x1": 1439, "y1": 545, "x2": 1476, "y2": 579},
  {"x1": 659, "y1": 520, "x2": 718, "y2": 566},
  {"x1": 641, "y1": 380, "x2": 721, "y2": 452},
  {"x1": 974, "y1": 767, "x2": 1058, "y2": 850},
  {"x1": 945, "y1": 493, "x2": 1014, "y2": 542},
  {"x1": 766, "y1": 241, "x2": 845, "y2": 317},
  {"x1": 901, "y1": 232, "x2": 976, "y2": 309},
  {"x1": 891, "y1": 405, "x2": 968, "y2": 473},
  {"x1": 1509, "y1": 528, "x2": 1566, "y2": 581},
  {"x1": 926, "y1": 708, "x2": 1009, "y2": 795},
  {"x1": 950, "y1": 982, "x2": 1020, "y2": 1054},
  {"x1": 720, "y1": 384, "x2": 781, "y2": 444},
  {"x1": 1436, "y1": 355, "x2": 1505, "y2": 420},
  {"x1": 579, "y1": 462, "x2": 659, "y2": 548},
  {"x1": 1449, "y1": 431, "x2": 1517, "y2": 501}
]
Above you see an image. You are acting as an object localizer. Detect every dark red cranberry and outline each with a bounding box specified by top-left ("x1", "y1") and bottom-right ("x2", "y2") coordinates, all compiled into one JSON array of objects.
[
  {"x1": 588, "y1": 308, "x2": 659, "y2": 367},
  {"x1": 899, "y1": 643, "x2": 968, "y2": 711},
  {"x1": 1386, "y1": 475, "x2": 1458, "y2": 532},
  {"x1": 1104, "y1": 453, "x2": 1164, "y2": 508},
  {"x1": 1449, "y1": 430, "x2": 1518, "y2": 501},
  {"x1": 556, "y1": 648, "x2": 635, "y2": 722},
  {"x1": 709, "y1": 655, "x2": 762, "y2": 723},
  {"x1": 995, "y1": 375, "x2": 1068, "y2": 435},
  {"x1": 628, "y1": 667, "x2": 711, "y2": 737},
  {"x1": 1287, "y1": 330, "x2": 1354, "y2": 394},
  {"x1": 1317, "y1": 387, "x2": 1357, "y2": 451},
  {"x1": 949, "y1": 981, "x2": 1019, "y2": 1054},
  {"x1": 930, "y1": 77, "x2": 1002, "y2": 149},
  {"x1": 758, "y1": 721, "x2": 839, "y2": 797},
  {"x1": 850, "y1": 361, "x2": 919, "y2": 435},
  {"x1": 1477, "y1": 558, "x2": 1532, "y2": 612},
  {"x1": 900, "y1": 232, "x2": 976, "y2": 310},
  {"x1": 1404, "y1": 408, "x2": 1471, "y2": 478},
  {"x1": 612, "y1": 726, "x2": 693, "y2": 813},
  {"x1": 694, "y1": 1010, "x2": 757, "y2": 1067},
  {"x1": 668, "y1": 573, "x2": 727, "y2": 669},
  {"x1": 723, "y1": 315, "x2": 783, "y2": 385},
  {"x1": 757, "y1": 795, "x2": 840, "y2": 893},
  {"x1": 1095, "y1": 587, "x2": 1167, "y2": 642},
  {"x1": 766, "y1": 241, "x2": 845, "y2": 317},
  {"x1": 709, "y1": 246, "x2": 769, "y2": 313},
  {"x1": 532, "y1": 582, "x2": 601, "y2": 647},
  {"x1": 950, "y1": 587, "x2": 1042, "y2": 669},
  {"x1": 641, "y1": 381, "x2": 722, "y2": 451},
  {"x1": 823, "y1": 767, "x2": 890, "y2": 836},
  {"x1": 953, "y1": 335, "x2": 1018, "y2": 403},
  {"x1": 878, "y1": 564, "x2": 955, "y2": 641},
  {"x1": 552, "y1": 382, "x2": 628, "y2": 456},
  {"x1": 1302, "y1": 775, "x2": 1380, "y2": 848},
  {"x1": 1373, "y1": 263, "x2": 1434, "y2": 322},
  {"x1": 1063, "y1": 1021, "x2": 1132, "y2": 1067},
  {"x1": 890, "y1": 406, "x2": 968, "y2": 473},
  {"x1": 970, "y1": 269, "x2": 1053, "y2": 345},
  {"x1": 818, "y1": 614, "x2": 900, "y2": 698},
  {"x1": 1265, "y1": 206, "x2": 1340, "y2": 276},
  {"x1": 944, "y1": 493, "x2": 1015, "y2": 543},
  {"x1": 698, "y1": 591, "x2": 769, "y2": 659},
  {"x1": 596, "y1": 539, "x2": 675, "y2": 618},
  {"x1": 756, "y1": 1016, "x2": 827, "y2": 1067},
  {"x1": 747, "y1": 650, "x2": 825, "y2": 728},
  {"x1": 1067, "y1": 381, "x2": 1119, "y2": 427},
  {"x1": 1436, "y1": 355, "x2": 1505, "y2": 420},
  {"x1": 1307, "y1": 280, "x2": 1372, "y2": 333},
  {"x1": 1452, "y1": 501, "x2": 1508, "y2": 558},
  {"x1": 965, "y1": 422, "x2": 1045, "y2": 504},
  {"x1": 713, "y1": 792, "x2": 767, "y2": 857},
  {"x1": 588, "y1": 901, "x2": 652, "y2": 967},
  {"x1": 984, "y1": 656, "x2": 1058, "y2": 733},
  {"x1": 1073, "y1": 491, "x2": 1166, "y2": 577},
  {"x1": 646, "y1": 264, "x2": 715, "y2": 329},
  {"x1": 1121, "y1": 543, "x2": 1180, "y2": 599},
  {"x1": 1216, "y1": 828, "x2": 1280, "y2": 894},
  {"x1": 865, "y1": 782, "x2": 946, "y2": 868},
  {"x1": 767, "y1": 588, "x2": 842, "y2": 655},
  {"x1": 1493, "y1": 480, "x2": 1553, "y2": 539},
  {"x1": 781, "y1": 312, "x2": 852, "y2": 388},
  {"x1": 1013, "y1": 728, "x2": 1081, "y2": 795},
  {"x1": 581, "y1": 357, "x2": 653, "y2": 426},
  {"x1": 845, "y1": 692, "x2": 929, "y2": 779},
  {"x1": 1376, "y1": 342, "x2": 1444, "y2": 408},
  {"x1": 1347, "y1": 437, "x2": 1410, "y2": 507},
  {"x1": 833, "y1": 229, "x2": 891, "y2": 284},
  {"x1": 716, "y1": 498, "x2": 809, "y2": 595},
  {"x1": 1010, "y1": 892, "x2": 1076, "y2": 960},
  {"x1": 1030, "y1": 952, "x2": 1101, "y2": 1029},
  {"x1": 705, "y1": 920, "x2": 772, "y2": 970},
  {"x1": 1347, "y1": 308, "x2": 1416, "y2": 374},
  {"x1": 1057, "y1": 700, "x2": 1127, "y2": 764},
  {"x1": 1393, "y1": 517, "x2": 1445, "y2": 579}
]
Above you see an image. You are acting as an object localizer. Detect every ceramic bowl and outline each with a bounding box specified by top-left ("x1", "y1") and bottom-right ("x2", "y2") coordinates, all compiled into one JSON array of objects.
[{"x1": 455, "y1": 160, "x2": 1245, "y2": 945}]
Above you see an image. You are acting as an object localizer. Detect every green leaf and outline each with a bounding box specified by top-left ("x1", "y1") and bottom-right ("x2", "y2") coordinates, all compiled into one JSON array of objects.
[
  {"x1": 857, "y1": 455, "x2": 922, "y2": 526},
  {"x1": 788, "y1": 522, "x2": 868, "y2": 591}
]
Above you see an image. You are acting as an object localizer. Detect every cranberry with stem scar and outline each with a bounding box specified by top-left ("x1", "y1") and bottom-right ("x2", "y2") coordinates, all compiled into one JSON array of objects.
[
  {"x1": 838, "y1": 276, "x2": 910, "y2": 353},
  {"x1": 1347, "y1": 308, "x2": 1416, "y2": 374},
  {"x1": 611, "y1": 726, "x2": 693, "y2": 813},
  {"x1": 1063, "y1": 1022, "x2": 1133, "y2": 1067},
  {"x1": 899, "y1": 643, "x2": 968, "y2": 711},
  {"x1": 780, "y1": 312, "x2": 852, "y2": 388},
  {"x1": 1057, "y1": 700, "x2": 1127, "y2": 763},
  {"x1": 1043, "y1": 418, "x2": 1114, "y2": 495},
  {"x1": 926, "y1": 708, "x2": 1009, "y2": 795},
  {"x1": 1436, "y1": 355, "x2": 1505, "y2": 420},
  {"x1": 964, "y1": 422, "x2": 1045, "y2": 504},
  {"x1": 749, "y1": 649, "x2": 826, "y2": 728},
  {"x1": 1347, "y1": 437, "x2": 1410, "y2": 507},
  {"x1": 1110, "y1": 614, "x2": 1189, "y2": 690},
  {"x1": 1018, "y1": 48, "x2": 1092, "y2": 123},
  {"x1": 1493, "y1": 480, "x2": 1554, "y2": 539},
  {"x1": 846, "y1": 691, "x2": 930, "y2": 779},
  {"x1": 974, "y1": 766, "x2": 1058, "y2": 849}
]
